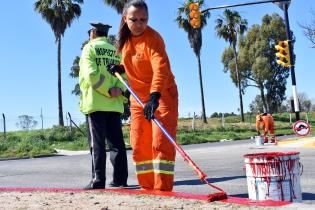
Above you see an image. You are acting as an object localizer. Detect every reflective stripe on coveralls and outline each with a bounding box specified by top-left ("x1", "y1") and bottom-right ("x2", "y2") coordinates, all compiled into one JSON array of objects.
[{"x1": 135, "y1": 160, "x2": 175, "y2": 175}]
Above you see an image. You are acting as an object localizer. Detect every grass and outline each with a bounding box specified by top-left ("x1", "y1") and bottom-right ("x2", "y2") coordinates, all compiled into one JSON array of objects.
[{"x1": 0, "y1": 112, "x2": 313, "y2": 159}]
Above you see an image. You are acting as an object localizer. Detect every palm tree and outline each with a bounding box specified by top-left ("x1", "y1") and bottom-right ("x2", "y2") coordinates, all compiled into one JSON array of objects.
[
  {"x1": 34, "y1": 0, "x2": 83, "y2": 126},
  {"x1": 176, "y1": 0, "x2": 210, "y2": 123},
  {"x1": 103, "y1": 0, "x2": 127, "y2": 14},
  {"x1": 215, "y1": 9, "x2": 247, "y2": 122}
]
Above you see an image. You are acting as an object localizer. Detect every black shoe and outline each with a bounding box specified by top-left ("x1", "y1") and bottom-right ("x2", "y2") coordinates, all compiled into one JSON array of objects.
[
  {"x1": 109, "y1": 181, "x2": 128, "y2": 188},
  {"x1": 83, "y1": 180, "x2": 105, "y2": 190}
]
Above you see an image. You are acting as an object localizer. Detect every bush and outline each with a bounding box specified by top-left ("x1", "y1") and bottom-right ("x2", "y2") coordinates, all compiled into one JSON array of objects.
[
  {"x1": 44, "y1": 126, "x2": 75, "y2": 142},
  {"x1": 5, "y1": 134, "x2": 22, "y2": 142},
  {"x1": 224, "y1": 116, "x2": 241, "y2": 123},
  {"x1": 16, "y1": 136, "x2": 53, "y2": 157},
  {"x1": 0, "y1": 141, "x2": 9, "y2": 152},
  {"x1": 273, "y1": 113, "x2": 291, "y2": 122},
  {"x1": 24, "y1": 132, "x2": 46, "y2": 141}
]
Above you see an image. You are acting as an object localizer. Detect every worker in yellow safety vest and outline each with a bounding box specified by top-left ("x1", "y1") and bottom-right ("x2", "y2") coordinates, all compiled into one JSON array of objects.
[{"x1": 79, "y1": 22, "x2": 128, "y2": 190}]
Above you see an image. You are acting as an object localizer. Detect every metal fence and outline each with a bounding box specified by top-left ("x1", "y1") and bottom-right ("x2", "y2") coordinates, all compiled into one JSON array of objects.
[{"x1": 0, "y1": 112, "x2": 86, "y2": 137}]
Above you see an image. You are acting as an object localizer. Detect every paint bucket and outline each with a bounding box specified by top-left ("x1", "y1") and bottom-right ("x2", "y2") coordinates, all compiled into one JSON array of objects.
[
  {"x1": 255, "y1": 136, "x2": 264, "y2": 146},
  {"x1": 244, "y1": 152, "x2": 302, "y2": 202}
]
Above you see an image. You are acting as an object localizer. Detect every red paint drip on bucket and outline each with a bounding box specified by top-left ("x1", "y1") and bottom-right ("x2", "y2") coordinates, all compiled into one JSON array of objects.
[{"x1": 244, "y1": 152, "x2": 302, "y2": 202}]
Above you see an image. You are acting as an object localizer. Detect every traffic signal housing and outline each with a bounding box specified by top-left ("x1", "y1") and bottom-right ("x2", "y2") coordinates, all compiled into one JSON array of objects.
[
  {"x1": 275, "y1": 40, "x2": 291, "y2": 68},
  {"x1": 189, "y1": 2, "x2": 201, "y2": 29}
]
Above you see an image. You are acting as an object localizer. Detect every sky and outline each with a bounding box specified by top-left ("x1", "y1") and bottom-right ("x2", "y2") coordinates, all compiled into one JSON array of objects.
[{"x1": 1, "y1": 0, "x2": 314, "y2": 131}]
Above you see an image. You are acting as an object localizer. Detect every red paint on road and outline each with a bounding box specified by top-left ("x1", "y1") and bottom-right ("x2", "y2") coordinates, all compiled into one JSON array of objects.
[
  {"x1": 0, "y1": 187, "x2": 290, "y2": 206},
  {"x1": 222, "y1": 196, "x2": 291, "y2": 206}
]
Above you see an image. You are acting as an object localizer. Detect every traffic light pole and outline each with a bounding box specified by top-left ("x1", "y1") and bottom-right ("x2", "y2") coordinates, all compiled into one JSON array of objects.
[
  {"x1": 200, "y1": 0, "x2": 300, "y2": 120},
  {"x1": 201, "y1": 0, "x2": 290, "y2": 12},
  {"x1": 283, "y1": 3, "x2": 300, "y2": 121}
]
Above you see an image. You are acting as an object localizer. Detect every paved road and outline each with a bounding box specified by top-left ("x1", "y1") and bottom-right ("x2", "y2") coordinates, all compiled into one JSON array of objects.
[{"x1": 1, "y1": 137, "x2": 314, "y2": 206}]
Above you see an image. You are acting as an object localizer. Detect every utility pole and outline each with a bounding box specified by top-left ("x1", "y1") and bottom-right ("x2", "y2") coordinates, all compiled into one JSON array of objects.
[
  {"x1": 282, "y1": 3, "x2": 300, "y2": 121},
  {"x1": 2, "y1": 113, "x2": 6, "y2": 140},
  {"x1": 40, "y1": 108, "x2": 44, "y2": 130},
  {"x1": 201, "y1": 0, "x2": 291, "y2": 13},
  {"x1": 65, "y1": 112, "x2": 69, "y2": 127},
  {"x1": 68, "y1": 112, "x2": 72, "y2": 132}
]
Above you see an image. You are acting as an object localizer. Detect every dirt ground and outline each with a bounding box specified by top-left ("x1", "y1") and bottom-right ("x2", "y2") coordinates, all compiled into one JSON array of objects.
[{"x1": 0, "y1": 191, "x2": 277, "y2": 210}]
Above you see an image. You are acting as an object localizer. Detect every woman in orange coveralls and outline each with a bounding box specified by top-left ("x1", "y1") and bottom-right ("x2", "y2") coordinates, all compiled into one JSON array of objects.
[
  {"x1": 107, "y1": 0, "x2": 178, "y2": 191},
  {"x1": 256, "y1": 113, "x2": 275, "y2": 143}
]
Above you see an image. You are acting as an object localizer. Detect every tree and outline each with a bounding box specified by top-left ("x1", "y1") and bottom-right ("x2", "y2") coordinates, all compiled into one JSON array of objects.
[
  {"x1": 299, "y1": 10, "x2": 315, "y2": 48},
  {"x1": 215, "y1": 9, "x2": 248, "y2": 122},
  {"x1": 70, "y1": 40, "x2": 89, "y2": 96},
  {"x1": 103, "y1": 0, "x2": 127, "y2": 14},
  {"x1": 262, "y1": 14, "x2": 294, "y2": 113},
  {"x1": 69, "y1": 56, "x2": 81, "y2": 96},
  {"x1": 34, "y1": 0, "x2": 83, "y2": 126},
  {"x1": 282, "y1": 92, "x2": 314, "y2": 112},
  {"x1": 249, "y1": 95, "x2": 264, "y2": 114},
  {"x1": 235, "y1": 14, "x2": 293, "y2": 113},
  {"x1": 176, "y1": 0, "x2": 210, "y2": 123},
  {"x1": 16, "y1": 115, "x2": 38, "y2": 131}
]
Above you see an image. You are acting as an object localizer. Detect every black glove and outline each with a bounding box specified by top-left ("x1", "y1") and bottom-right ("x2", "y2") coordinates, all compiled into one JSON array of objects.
[
  {"x1": 143, "y1": 92, "x2": 161, "y2": 121},
  {"x1": 107, "y1": 64, "x2": 125, "y2": 76},
  {"x1": 124, "y1": 89, "x2": 131, "y2": 100}
]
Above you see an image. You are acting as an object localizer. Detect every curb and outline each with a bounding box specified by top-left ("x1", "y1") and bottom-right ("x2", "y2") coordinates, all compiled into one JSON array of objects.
[{"x1": 0, "y1": 146, "x2": 133, "y2": 161}]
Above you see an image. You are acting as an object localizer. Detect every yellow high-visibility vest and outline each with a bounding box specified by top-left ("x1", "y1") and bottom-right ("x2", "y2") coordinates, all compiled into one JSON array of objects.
[{"x1": 79, "y1": 37, "x2": 127, "y2": 114}]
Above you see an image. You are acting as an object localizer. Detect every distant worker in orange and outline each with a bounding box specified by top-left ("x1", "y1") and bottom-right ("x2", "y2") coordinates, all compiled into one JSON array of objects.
[
  {"x1": 256, "y1": 113, "x2": 275, "y2": 143},
  {"x1": 107, "y1": 0, "x2": 178, "y2": 191}
]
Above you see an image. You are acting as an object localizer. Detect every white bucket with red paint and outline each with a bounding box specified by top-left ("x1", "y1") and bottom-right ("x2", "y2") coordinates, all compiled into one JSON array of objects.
[
  {"x1": 244, "y1": 152, "x2": 302, "y2": 202},
  {"x1": 255, "y1": 136, "x2": 264, "y2": 146}
]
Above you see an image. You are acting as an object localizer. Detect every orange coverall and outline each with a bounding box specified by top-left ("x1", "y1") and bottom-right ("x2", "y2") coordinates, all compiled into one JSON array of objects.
[
  {"x1": 256, "y1": 113, "x2": 275, "y2": 143},
  {"x1": 121, "y1": 26, "x2": 178, "y2": 191}
]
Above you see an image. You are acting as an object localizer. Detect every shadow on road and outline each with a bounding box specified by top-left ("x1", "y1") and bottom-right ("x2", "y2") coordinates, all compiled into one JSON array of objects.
[
  {"x1": 174, "y1": 176, "x2": 246, "y2": 186},
  {"x1": 302, "y1": 192, "x2": 315, "y2": 201},
  {"x1": 229, "y1": 193, "x2": 248, "y2": 198},
  {"x1": 122, "y1": 184, "x2": 140, "y2": 190}
]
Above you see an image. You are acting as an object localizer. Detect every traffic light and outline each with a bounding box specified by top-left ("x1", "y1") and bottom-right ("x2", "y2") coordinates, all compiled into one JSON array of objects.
[
  {"x1": 189, "y1": 2, "x2": 201, "y2": 29},
  {"x1": 275, "y1": 40, "x2": 291, "y2": 68}
]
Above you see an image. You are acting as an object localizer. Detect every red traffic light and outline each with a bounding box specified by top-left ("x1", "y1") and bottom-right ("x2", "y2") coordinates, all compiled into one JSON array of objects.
[{"x1": 189, "y1": 2, "x2": 201, "y2": 29}]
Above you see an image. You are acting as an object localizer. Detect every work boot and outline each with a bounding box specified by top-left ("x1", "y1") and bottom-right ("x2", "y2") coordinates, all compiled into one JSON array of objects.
[
  {"x1": 264, "y1": 137, "x2": 268, "y2": 144},
  {"x1": 270, "y1": 135, "x2": 276, "y2": 143},
  {"x1": 109, "y1": 181, "x2": 128, "y2": 188},
  {"x1": 83, "y1": 180, "x2": 105, "y2": 190}
]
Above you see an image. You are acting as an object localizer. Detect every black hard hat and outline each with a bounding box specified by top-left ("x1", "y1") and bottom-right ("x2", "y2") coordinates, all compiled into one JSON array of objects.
[{"x1": 90, "y1": 22, "x2": 112, "y2": 34}]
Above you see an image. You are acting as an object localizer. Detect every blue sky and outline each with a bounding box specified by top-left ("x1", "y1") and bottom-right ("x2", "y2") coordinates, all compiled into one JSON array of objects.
[{"x1": 1, "y1": 0, "x2": 314, "y2": 131}]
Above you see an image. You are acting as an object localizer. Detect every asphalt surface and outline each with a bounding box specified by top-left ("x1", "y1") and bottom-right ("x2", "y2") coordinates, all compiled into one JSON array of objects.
[{"x1": 0, "y1": 136, "x2": 314, "y2": 208}]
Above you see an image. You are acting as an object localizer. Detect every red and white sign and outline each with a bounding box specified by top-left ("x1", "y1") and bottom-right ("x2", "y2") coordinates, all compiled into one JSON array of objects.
[{"x1": 293, "y1": 120, "x2": 311, "y2": 136}]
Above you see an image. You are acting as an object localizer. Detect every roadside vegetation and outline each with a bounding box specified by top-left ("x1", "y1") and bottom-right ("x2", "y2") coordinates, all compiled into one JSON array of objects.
[{"x1": 0, "y1": 112, "x2": 313, "y2": 159}]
